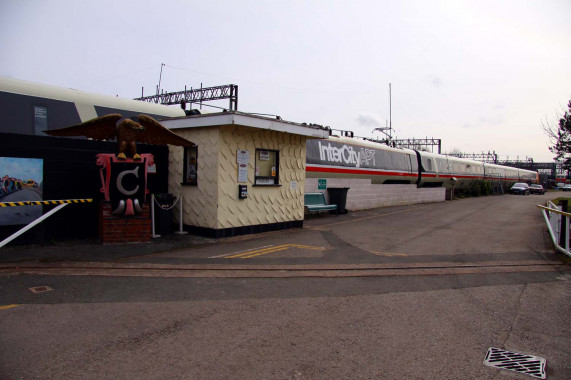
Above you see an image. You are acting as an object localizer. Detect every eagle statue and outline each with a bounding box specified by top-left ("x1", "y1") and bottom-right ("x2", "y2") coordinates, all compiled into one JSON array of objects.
[{"x1": 44, "y1": 113, "x2": 194, "y2": 159}]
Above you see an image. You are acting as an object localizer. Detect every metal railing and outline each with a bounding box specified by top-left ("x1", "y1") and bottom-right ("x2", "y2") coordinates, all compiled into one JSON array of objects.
[
  {"x1": 537, "y1": 200, "x2": 571, "y2": 257},
  {"x1": 150, "y1": 193, "x2": 187, "y2": 238}
]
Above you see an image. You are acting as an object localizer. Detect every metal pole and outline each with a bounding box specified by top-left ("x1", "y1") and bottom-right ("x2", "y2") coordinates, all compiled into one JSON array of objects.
[
  {"x1": 0, "y1": 203, "x2": 69, "y2": 248},
  {"x1": 566, "y1": 214, "x2": 570, "y2": 252},
  {"x1": 158, "y1": 63, "x2": 165, "y2": 94},
  {"x1": 175, "y1": 193, "x2": 188, "y2": 235},
  {"x1": 151, "y1": 194, "x2": 161, "y2": 238},
  {"x1": 389, "y1": 83, "x2": 392, "y2": 140},
  {"x1": 560, "y1": 200, "x2": 568, "y2": 247}
]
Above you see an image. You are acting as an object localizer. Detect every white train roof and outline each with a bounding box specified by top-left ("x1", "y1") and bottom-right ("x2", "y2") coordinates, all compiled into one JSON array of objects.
[
  {"x1": 0, "y1": 76, "x2": 186, "y2": 120},
  {"x1": 325, "y1": 135, "x2": 537, "y2": 175}
]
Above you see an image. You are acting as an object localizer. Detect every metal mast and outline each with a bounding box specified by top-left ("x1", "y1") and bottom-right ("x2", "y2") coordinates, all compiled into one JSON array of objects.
[{"x1": 389, "y1": 82, "x2": 392, "y2": 140}]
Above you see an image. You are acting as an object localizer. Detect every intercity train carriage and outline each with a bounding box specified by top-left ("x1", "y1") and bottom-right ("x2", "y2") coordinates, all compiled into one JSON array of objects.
[
  {"x1": 306, "y1": 135, "x2": 419, "y2": 184},
  {"x1": 306, "y1": 135, "x2": 539, "y2": 192},
  {"x1": 0, "y1": 77, "x2": 186, "y2": 136},
  {"x1": 415, "y1": 151, "x2": 486, "y2": 188}
]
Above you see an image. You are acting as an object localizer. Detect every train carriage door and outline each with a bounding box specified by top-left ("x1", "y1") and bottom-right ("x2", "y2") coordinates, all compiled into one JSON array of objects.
[
  {"x1": 408, "y1": 152, "x2": 418, "y2": 176},
  {"x1": 414, "y1": 151, "x2": 423, "y2": 185}
]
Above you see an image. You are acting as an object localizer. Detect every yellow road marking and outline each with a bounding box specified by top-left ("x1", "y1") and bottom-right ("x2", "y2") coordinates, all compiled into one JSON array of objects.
[
  {"x1": 226, "y1": 244, "x2": 325, "y2": 259},
  {"x1": 241, "y1": 247, "x2": 290, "y2": 258},
  {"x1": 290, "y1": 244, "x2": 325, "y2": 251},
  {"x1": 0, "y1": 304, "x2": 20, "y2": 311},
  {"x1": 225, "y1": 245, "x2": 286, "y2": 259},
  {"x1": 209, "y1": 245, "x2": 274, "y2": 258}
]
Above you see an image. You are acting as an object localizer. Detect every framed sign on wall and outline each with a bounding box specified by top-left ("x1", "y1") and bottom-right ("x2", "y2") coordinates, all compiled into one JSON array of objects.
[{"x1": 183, "y1": 146, "x2": 198, "y2": 186}]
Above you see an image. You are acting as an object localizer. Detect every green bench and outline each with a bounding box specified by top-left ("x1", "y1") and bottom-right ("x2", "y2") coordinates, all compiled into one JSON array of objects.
[{"x1": 304, "y1": 192, "x2": 338, "y2": 215}]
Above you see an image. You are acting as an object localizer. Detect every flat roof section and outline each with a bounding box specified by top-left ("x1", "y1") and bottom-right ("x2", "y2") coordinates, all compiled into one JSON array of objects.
[{"x1": 163, "y1": 111, "x2": 331, "y2": 138}]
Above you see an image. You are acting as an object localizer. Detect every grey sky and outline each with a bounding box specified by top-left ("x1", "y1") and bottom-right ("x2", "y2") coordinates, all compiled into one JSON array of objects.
[{"x1": 2, "y1": 0, "x2": 570, "y2": 161}]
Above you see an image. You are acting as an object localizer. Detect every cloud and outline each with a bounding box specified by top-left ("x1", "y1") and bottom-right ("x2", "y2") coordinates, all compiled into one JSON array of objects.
[
  {"x1": 356, "y1": 113, "x2": 384, "y2": 127},
  {"x1": 461, "y1": 103, "x2": 506, "y2": 129},
  {"x1": 429, "y1": 76, "x2": 443, "y2": 87}
]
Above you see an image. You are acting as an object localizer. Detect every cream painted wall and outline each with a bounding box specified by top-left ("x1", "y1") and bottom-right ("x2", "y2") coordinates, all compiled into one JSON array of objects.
[
  {"x1": 168, "y1": 127, "x2": 219, "y2": 229},
  {"x1": 217, "y1": 126, "x2": 306, "y2": 229},
  {"x1": 169, "y1": 125, "x2": 307, "y2": 230}
]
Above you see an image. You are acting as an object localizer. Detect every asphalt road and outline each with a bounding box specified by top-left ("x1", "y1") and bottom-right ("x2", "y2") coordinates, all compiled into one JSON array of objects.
[{"x1": 0, "y1": 192, "x2": 569, "y2": 379}]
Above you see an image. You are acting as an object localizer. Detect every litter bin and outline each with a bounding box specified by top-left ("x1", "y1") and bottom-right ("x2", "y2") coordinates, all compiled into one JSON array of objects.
[
  {"x1": 154, "y1": 193, "x2": 176, "y2": 235},
  {"x1": 327, "y1": 187, "x2": 350, "y2": 214}
]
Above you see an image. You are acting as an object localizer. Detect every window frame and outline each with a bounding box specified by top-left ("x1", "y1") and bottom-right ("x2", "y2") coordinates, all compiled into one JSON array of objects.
[
  {"x1": 182, "y1": 145, "x2": 198, "y2": 186},
  {"x1": 254, "y1": 148, "x2": 280, "y2": 186}
]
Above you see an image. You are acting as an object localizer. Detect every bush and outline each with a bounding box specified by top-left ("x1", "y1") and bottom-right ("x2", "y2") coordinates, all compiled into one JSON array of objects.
[
  {"x1": 468, "y1": 180, "x2": 491, "y2": 197},
  {"x1": 480, "y1": 180, "x2": 492, "y2": 196},
  {"x1": 470, "y1": 181, "x2": 481, "y2": 197}
]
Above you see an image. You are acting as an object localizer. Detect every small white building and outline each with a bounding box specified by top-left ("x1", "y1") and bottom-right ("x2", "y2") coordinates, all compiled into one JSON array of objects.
[{"x1": 163, "y1": 112, "x2": 329, "y2": 238}]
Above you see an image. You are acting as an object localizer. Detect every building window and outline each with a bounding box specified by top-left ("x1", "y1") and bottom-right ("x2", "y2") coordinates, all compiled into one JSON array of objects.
[
  {"x1": 182, "y1": 146, "x2": 198, "y2": 185},
  {"x1": 255, "y1": 149, "x2": 279, "y2": 185}
]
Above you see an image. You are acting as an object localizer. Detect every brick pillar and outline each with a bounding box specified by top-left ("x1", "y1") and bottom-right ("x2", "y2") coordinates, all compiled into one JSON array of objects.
[{"x1": 99, "y1": 202, "x2": 151, "y2": 244}]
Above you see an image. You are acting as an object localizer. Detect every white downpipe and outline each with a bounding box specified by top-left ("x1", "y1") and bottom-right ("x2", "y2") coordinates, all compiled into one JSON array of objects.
[{"x1": 0, "y1": 203, "x2": 69, "y2": 248}]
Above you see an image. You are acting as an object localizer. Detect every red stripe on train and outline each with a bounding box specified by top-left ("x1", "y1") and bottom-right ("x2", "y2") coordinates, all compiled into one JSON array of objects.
[
  {"x1": 306, "y1": 165, "x2": 415, "y2": 177},
  {"x1": 306, "y1": 165, "x2": 521, "y2": 181}
]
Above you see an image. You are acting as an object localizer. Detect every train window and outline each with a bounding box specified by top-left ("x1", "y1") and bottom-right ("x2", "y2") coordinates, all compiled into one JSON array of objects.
[
  {"x1": 394, "y1": 152, "x2": 410, "y2": 171},
  {"x1": 424, "y1": 158, "x2": 433, "y2": 172},
  {"x1": 255, "y1": 149, "x2": 279, "y2": 185}
]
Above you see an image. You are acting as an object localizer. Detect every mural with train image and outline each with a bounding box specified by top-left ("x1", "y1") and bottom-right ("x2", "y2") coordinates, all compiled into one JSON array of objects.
[{"x1": 0, "y1": 157, "x2": 43, "y2": 226}]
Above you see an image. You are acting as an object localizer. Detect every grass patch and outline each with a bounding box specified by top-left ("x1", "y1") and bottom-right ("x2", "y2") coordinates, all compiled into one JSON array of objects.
[{"x1": 548, "y1": 197, "x2": 571, "y2": 206}]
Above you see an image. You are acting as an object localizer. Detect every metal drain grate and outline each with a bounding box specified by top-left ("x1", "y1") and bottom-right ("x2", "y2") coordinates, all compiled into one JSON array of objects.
[
  {"x1": 484, "y1": 347, "x2": 546, "y2": 379},
  {"x1": 29, "y1": 286, "x2": 53, "y2": 294}
]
